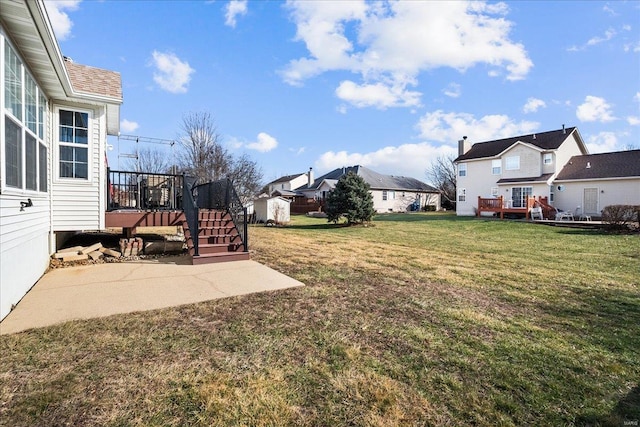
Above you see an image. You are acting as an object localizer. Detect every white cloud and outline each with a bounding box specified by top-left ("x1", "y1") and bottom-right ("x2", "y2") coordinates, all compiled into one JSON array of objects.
[
  {"x1": 627, "y1": 116, "x2": 640, "y2": 126},
  {"x1": 246, "y1": 132, "x2": 278, "y2": 152},
  {"x1": 523, "y1": 97, "x2": 546, "y2": 114},
  {"x1": 225, "y1": 0, "x2": 248, "y2": 28},
  {"x1": 335, "y1": 80, "x2": 421, "y2": 109},
  {"x1": 587, "y1": 28, "x2": 616, "y2": 46},
  {"x1": 150, "y1": 51, "x2": 194, "y2": 94},
  {"x1": 44, "y1": 0, "x2": 81, "y2": 41},
  {"x1": 576, "y1": 96, "x2": 616, "y2": 122},
  {"x1": 120, "y1": 119, "x2": 139, "y2": 133},
  {"x1": 289, "y1": 147, "x2": 306, "y2": 155},
  {"x1": 316, "y1": 142, "x2": 457, "y2": 182},
  {"x1": 442, "y1": 83, "x2": 462, "y2": 98},
  {"x1": 624, "y1": 41, "x2": 640, "y2": 53},
  {"x1": 282, "y1": 1, "x2": 532, "y2": 108},
  {"x1": 416, "y1": 110, "x2": 539, "y2": 143},
  {"x1": 603, "y1": 4, "x2": 618, "y2": 16},
  {"x1": 635, "y1": 92, "x2": 640, "y2": 103},
  {"x1": 585, "y1": 131, "x2": 619, "y2": 153}
]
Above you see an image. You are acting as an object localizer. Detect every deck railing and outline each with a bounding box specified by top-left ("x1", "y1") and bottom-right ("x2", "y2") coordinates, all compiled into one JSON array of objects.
[{"x1": 107, "y1": 169, "x2": 183, "y2": 211}]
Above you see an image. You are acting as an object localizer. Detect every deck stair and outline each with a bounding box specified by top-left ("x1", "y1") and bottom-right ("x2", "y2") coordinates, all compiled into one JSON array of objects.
[{"x1": 182, "y1": 209, "x2": 250, "y2": 265}]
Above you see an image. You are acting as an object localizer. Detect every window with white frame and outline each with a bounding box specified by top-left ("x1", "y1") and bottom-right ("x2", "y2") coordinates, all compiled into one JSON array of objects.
[
  {"x1": 458, "y1": 163, "x2": 467, "y2": 177},
  {"x1": 543, "y1": 153, "x2": 553, "y2": 165},
  {"x1": 492, "y1": 159, "x2": 501, "y2": 175},
  {"x1": 3, "y1": 39, "x2": 48, "y2": 193},
  {"x1": 505, "y1": 156, "x2": 520, "y2": 170},
  {"x1": 382, "y1": 190, "x2": 388, "y2": 201},
  {"x1": 458, "y1": 188, "x2": 466, "y2": 202},
  {"x1": 58, "y1": 109, "x2": 89, "y2": 179},
  {"x1": 491, "y1": 187, "x2": 499, "y2": 197}
]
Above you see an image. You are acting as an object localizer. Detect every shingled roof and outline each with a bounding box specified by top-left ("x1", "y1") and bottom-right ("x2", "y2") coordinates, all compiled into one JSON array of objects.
[
  {"x1": 454, "y1": 127, "x2": 577, "y2": 162},
  {"x1": 65, "y1": 60, "x2": 122, "y2": 100},
  {"x1": 555, "y1": 150, "x2": 640, "y2": 181},
  {"x1": 267, "y1": 173, "x2": 306, "y2": 186},
  {"x1": 300, "y1": 165, "x2": 438, "y2": 192}
]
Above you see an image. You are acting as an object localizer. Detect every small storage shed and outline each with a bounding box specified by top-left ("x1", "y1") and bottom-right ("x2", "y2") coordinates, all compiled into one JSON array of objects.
[{"x1": 253, "y1": 197, "x2": 291, "y2": 224}]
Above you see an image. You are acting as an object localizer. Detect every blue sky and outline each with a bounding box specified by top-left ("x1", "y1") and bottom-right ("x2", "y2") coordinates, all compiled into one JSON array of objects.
[{"x1": 46, "y1": 0, "x2": 640, "y2": 183}]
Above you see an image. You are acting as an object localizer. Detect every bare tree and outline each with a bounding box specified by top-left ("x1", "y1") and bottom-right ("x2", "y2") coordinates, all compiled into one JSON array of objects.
[
  {"x1": 426, "y1": 154, "x2": 457, "y2": 210},
  {"x1": 124, "y1": 147, "x2": 172, "y2": 173},
  {"x1": 229, "y1": 153, "x2": 263, "y2": 205},
  {"x1": 177, "y1": 111, "x2": 263, "y2": 203}
]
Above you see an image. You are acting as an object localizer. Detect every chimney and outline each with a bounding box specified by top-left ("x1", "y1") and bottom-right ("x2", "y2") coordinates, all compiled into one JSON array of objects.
[
  {"x1": 458, "y1": 136, "x2": 471, "y2": 156},
  {"x1": 562, "y1": 124, "x2": 566, "y2": 134},
  {"x1": 307, "y1": 167, "x2": 314, "y2": 187}
]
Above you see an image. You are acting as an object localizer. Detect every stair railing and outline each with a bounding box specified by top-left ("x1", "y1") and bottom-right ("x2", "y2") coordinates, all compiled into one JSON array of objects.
[
  {"x1": 193, "y1": 178, "x2": 248, "y2": 252},
  {"x1": 183, "y1": 175, "x2": 200, "y2": 256}
]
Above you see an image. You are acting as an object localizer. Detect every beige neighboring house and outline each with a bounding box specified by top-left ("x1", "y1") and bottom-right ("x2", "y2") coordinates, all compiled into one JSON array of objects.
[
  {"x1": 454, "y1": 127, "x2": 588, "y2": 216},
  {"x1": 296, "y1": 165, "x2": 441, "y2": 213},
  {"x1": 0, "y1": 0, "x2": 122, "y2": 321},
  {"x1": 553, "y1": 150, "x2": 640, "y2": 217},
  {"x1": 266, "y1": 169, "x2": 313, "y2": 196}
]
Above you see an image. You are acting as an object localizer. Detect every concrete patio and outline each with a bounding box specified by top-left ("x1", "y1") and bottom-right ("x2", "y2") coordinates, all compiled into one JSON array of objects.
[{"x1": 0, "y1": 257, "x2": 304, "y2": 335}]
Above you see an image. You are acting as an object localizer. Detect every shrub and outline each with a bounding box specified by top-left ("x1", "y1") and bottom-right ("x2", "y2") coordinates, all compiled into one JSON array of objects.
[
  {"x1": 601, "y1": 205, "x2": 640, "y2": 229},
  {"x1": 422, "y1": 204, "x2": 437, "y2": 212},
  {"x1": 325, "y1": 172, "x2": 375, "y2": 225}
]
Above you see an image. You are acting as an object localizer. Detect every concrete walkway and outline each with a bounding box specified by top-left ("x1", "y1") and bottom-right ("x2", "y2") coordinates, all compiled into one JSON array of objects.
[{"x1": 0, "y1": 257, "x2": 304, "y2": 335}]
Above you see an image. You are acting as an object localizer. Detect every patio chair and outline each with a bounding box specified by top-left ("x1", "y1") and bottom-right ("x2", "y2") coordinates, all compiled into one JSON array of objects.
[
  {"x1": 575, "y1": 207, "x2": 592, "y2": 221},
  {"x1": 555, "y1": 209, "x2": 574, "y2": 221},
  {"x1": 530, "y1": 206, "x2": 544, "y2": 220}
]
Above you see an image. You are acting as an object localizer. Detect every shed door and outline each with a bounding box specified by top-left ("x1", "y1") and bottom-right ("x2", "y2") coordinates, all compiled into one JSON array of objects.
[{"x1": 583, "y1": 188, "x2": 598, "y2": 214}]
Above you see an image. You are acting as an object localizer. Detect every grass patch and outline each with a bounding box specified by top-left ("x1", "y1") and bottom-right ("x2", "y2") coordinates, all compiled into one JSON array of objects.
[{"x1": 1, "y1": 213, "x2": 638, "y2": 426}]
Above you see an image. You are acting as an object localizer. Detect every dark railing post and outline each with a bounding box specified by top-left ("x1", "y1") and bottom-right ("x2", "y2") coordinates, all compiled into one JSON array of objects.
[
  {"x1": 243, "y1": 207, "x2": 248, "y2": 251},
  {"x1": 106, "y1": 167, "x2": 111, "y2": 210}
]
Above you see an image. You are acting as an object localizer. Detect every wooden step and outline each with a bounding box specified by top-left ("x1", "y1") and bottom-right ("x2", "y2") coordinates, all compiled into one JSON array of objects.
[
  {"x1": 190, "y1": 251, "x2": 250, "y2": 265},
  {"x1": 198, "y1": 226, "x2": 236, "y2": 236},
  {"x1": 190, "y1": 243, "x2": 244, "y2": 255},
  {"x1": 198, "y1": 234, "x2": 242, "y2": 245}
]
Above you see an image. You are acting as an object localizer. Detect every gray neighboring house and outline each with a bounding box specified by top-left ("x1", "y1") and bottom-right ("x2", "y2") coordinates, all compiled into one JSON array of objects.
[
  {"x1": 296, "y1": 165, "x2": 441, "y2": 213},
  {"x1": 553, "y1": 150, "x2": 640, "y2": 216}
]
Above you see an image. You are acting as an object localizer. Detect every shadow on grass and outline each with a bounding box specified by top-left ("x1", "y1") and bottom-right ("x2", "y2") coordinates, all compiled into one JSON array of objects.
[
  {"x1": 575, "y1": 384, "x2": 640, "y2": 426},
  {"x1": 281, "y1": 222, "x2": 351, "y2": 231},
  {"x1": 372, "y1": 213, "x2": 474, "y2": 223}
]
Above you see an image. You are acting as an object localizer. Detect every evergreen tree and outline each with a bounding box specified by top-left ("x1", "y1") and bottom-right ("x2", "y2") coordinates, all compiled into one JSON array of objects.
[{"x1": 325, "y1": 172, "x2": 375, "y2": 225}]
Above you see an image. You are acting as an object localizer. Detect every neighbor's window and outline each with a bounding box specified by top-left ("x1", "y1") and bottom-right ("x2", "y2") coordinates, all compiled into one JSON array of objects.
[
  {"x1": 543, "y1": 153, "x2": 553, "y2": 165},
  {"x1": 388, "y1": 190, "x2": 395, "y2": 200},
  {"x1": 491, "y1": 187, "x2": 499, "y2": 197},
  {"x1": 505, "y1": 156, "x2": 520, "y2": 170},
  {"x1": 458, "y1": 188, "x2": 466, "y2": 202},
  {"x1": 492, "y1": 159, "x2": 501, "y2": 175},
  {"x1": 3, "y1": 39, "x2": 48, "y2": 192},
  {"x1": 382, "y1": 190, "x2": 388, "y2": 201},
  {"x1": 59, "y1": 109, "x2": 89, "y2": 179},
  {"x1": 458, "y1": 163, "x2": 467, "y2": 177},
  {"x1": 511, "y1": 186, "x2": 532, "y2": 208}
]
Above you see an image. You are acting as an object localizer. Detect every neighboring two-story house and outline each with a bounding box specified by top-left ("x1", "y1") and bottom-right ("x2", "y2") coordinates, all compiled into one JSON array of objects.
[
  {"x1": 1, "y1": 0, "x2": 122, "y2": 320},
  {"x1": 454, "y1": 126, "x2": 640, "y2": 218},
  {"x1": 266, "y1": 169, "x2": 312, "y2": 197},
  {"x1": 453, "y1": 127, "x2": 587, "y2": 216}
]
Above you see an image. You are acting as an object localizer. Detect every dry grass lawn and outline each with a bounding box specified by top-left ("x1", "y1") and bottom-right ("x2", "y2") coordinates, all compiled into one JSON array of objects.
[{"x1": 1, "y1": 213, "x2": 638, "y2": 426}]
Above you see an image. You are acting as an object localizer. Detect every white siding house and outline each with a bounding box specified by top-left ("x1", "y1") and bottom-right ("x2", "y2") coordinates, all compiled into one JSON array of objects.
[{"x1": 0, "y1": 0, "x2": 122, "y2": 321}]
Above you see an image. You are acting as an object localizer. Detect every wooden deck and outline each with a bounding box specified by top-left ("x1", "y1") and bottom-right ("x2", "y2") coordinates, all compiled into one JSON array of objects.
[
  {"x1": 105, "y1": 211, "x2": 186, "y2": 235},
  {"x1": 477, "y1": 196, "x2": 557, "y2": 220}
]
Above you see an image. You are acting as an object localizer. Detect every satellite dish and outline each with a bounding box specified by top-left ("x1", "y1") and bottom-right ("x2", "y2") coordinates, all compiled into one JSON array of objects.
[{"x1": 557, "y1": 185, "x2": 565, "y2": 192}]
